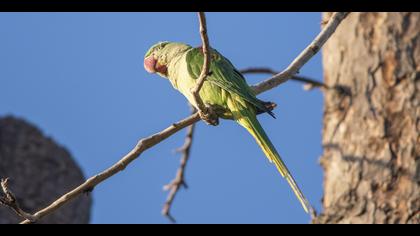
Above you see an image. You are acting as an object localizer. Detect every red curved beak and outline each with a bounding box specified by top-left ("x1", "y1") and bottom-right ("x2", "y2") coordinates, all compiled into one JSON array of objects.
[{"x1": 144, "y1": 55, "x2": 157, "y2": 73}]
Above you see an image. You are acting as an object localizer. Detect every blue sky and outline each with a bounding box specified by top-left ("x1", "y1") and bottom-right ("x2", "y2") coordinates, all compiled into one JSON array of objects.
[{"x1": 0, "y1": 12, "x2": 324, "y2": 224}]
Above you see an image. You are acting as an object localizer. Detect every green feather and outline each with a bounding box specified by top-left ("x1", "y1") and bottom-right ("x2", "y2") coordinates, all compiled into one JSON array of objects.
[
  {"x1": 185, "y1": 47, "x2": 275, "y2": 118},
  {"x1": 228, "y1": 96, "x2": 313, "y2": 214}
]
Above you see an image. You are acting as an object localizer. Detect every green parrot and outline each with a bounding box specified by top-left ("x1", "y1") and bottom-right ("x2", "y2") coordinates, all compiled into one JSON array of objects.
[{"x1": 144, "y1": 41, "x2": 313, "y2": 214}]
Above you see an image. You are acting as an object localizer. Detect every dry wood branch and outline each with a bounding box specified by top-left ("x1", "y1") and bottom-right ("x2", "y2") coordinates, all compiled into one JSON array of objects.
[
  {"x1": 251, "y1": 12, "x2": 349, "y2": 94},
  {"x1": 2, "y1": 12, "x2": 349, "y2": 224},
  {"x1": 190, "y1": 12, "x2": 218, "y2": 126},
  {"x1": 0, "y1": 178, "x2": 37, "y2": 223},
  {"x1": 162, "y1": 107, "x2": 196, "y2": 222},
  {"x1": 239, "y1": 67, "x2": 329, "y2": 91}
]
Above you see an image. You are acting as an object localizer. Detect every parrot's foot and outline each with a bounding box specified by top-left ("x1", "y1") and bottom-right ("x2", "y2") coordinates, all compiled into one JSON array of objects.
[{"x1": 199, "y1": 106, "x2": 219, "y2": 126}]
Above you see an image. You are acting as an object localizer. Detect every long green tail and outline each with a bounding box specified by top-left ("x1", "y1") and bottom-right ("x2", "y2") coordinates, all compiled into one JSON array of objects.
[{"x1": 234, "y1": 104, "x2": 314, "y2": 214}]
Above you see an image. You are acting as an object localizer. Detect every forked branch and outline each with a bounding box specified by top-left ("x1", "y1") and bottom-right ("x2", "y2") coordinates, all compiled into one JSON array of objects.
[
  {"x1": 239, "y1": 67, "x2": 329, "y2": 91},
  {"x1": 251, "y1": 12, "x2": 349, "y2": 94},
  {"x1": 162, "y1": 107, "x2": 196, "y2": 222}
]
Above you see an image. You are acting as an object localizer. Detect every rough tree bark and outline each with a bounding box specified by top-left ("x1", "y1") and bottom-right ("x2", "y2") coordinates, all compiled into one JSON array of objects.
[
  {"x1": 0, "y1": 116, "x2": 92, "y2": 224},
  {"x1": 314, "y1": 12, "x2": 420, "y2": 224}
]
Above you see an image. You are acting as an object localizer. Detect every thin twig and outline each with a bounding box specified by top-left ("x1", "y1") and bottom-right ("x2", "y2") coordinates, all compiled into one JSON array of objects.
[
  {"x1": 251, "y1": 12, "x2": 349, "y2": 94},
  {"x1": 162, "y1": 106, "x2": 196, "y2": 222},
  {"x1": 0, "y1": 178, "x2": 37, "y2": 223},
  {"x1": 191, "y1": 12, "x2": 211, "y2": 107},
  {"x1": 190, "y1": 12, "x2": 218, "y2": 126},
  {"x1": 8, "y1": 12, "x2": 349, "y2": 224},
  {"x1": 239, "y1": 67, "x2": 329, "y2": 91}
]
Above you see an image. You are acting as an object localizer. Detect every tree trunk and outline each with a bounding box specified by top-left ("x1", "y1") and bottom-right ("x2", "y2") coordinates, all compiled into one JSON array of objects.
[{"x1": 314, "y1": 12, "x2": 420, "y2": 224}]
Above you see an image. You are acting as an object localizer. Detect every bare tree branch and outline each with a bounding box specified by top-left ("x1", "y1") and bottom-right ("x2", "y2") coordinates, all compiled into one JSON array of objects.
[
  {"x1": 162, "y1": 107, "x2": 196, "y2": 223},
  {"x1": 0, "y1": 178, "x2": 37, "y2": 223},
  {"x1": 251, "y1": 12, "x2": 349, "y2": 94},
  {"x1": 239, "y1": 67, "x2": 329, "y2": 91},
  {"x1": 190, "y1": 12, "x2": 218, "y2": 126},
  {"x1": 6, "y1": 12, "x2": 349, "y2": 224}
]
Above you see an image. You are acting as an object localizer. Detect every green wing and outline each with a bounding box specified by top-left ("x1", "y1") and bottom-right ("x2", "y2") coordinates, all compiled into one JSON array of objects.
[{"x1": 186, "y1": 47, "x2": 274, "y2": 118}]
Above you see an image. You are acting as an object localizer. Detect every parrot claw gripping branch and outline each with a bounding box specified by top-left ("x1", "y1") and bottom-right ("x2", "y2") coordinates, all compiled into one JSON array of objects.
[{"x1": 0, "y1": 12, "x2": 349, "y2": 224}]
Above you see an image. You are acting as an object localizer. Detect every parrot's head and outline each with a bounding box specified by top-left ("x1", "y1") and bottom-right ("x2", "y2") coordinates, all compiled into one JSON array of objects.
[{"x1": 144, "y1": 41, "x2": 191, "y2": 78}]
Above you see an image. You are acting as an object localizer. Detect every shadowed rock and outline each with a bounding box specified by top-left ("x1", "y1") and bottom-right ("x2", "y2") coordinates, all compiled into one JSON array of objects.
[{"x1": 0, "y1": 116, "x2": 92, "y2": 224}]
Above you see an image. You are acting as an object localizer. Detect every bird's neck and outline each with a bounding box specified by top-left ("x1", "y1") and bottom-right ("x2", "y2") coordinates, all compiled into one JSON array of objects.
[{"x1": 166, "y1": 52, "x2": 188, "y2": 89}]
